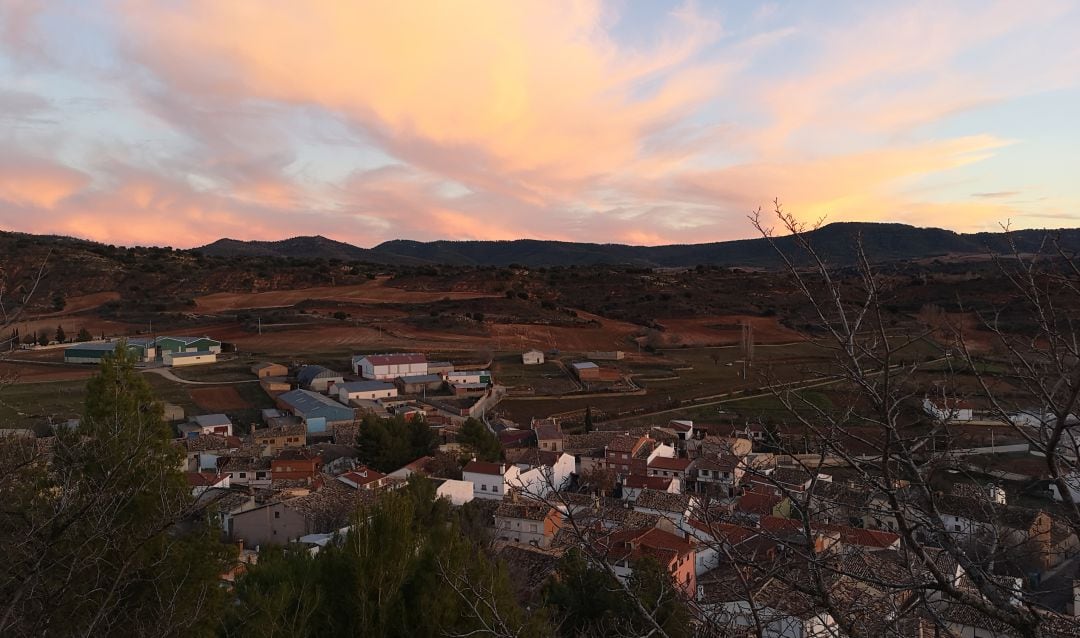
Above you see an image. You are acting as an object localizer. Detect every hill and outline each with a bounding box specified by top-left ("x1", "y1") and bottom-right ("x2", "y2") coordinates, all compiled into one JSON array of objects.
[
  {"x1": 373, "y1": 222, "x2": 1080, "y2": 267},
  {"x1": 197, "y1": 235, "x2": 424, "y2": 265}
]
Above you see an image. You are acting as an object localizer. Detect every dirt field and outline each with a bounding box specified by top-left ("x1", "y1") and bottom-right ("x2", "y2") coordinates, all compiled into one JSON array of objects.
[
  {"x1": 0, "y1": 361, "x2": 95, "y2": 384},
  {"x1": 653, "y1": 315, "x2": 805, "y2": 346},
  {"x1": 194, "y1": 278, "x2": 498, "y2": 312},
  {"x1": 189, "y1": 387, "x2": 252, "y2": 411}
]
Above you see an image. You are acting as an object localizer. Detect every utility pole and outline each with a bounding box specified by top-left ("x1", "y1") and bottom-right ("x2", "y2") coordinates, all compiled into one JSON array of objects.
[{"x1": 740, "y1": 321, "x2": 754, "y2": 380}]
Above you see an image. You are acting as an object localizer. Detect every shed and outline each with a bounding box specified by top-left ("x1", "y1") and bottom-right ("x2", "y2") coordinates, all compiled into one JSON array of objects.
[
  {"x1": 395, "y1": 374, "x2": 445, "y2": 394},
  {"x1": 252, "y1": 362, "x2": 288, "y2": 378},
  {"x1": 571, "y1": 361, "x2": 600, "y2": 380}
]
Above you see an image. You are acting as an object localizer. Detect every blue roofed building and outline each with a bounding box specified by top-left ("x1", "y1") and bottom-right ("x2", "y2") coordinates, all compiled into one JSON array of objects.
[{"x1": 276, "y1": 389, "x2": 356, "y2": 428}]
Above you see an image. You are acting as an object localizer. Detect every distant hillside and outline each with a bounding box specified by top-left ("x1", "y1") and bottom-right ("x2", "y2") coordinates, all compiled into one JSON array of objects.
[
  {"x1": 196, "y1": 235, "x2": 424, "y2": 265},
  {"x1": 371, "y1": 223, "x2": 1080, "y2": 267}
]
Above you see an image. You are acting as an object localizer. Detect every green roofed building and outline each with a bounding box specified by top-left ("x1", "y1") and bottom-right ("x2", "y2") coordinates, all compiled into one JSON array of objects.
[
  {"x1": 152, "y1": 336, "x2": 222, "y2": 360},
  {"x1": 64, "y1": 339, "x2": 155, "y2": 364}
]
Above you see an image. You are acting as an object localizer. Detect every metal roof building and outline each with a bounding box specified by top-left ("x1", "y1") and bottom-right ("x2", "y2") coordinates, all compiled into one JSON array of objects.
[{"x1": 277, "y1": 389, "x2": 355, "y2": 425}]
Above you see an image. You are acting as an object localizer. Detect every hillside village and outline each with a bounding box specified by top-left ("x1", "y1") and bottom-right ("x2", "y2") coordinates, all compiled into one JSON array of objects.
[{"x1": 11, "y1": 327, "x2": 1080, "y2": 637}]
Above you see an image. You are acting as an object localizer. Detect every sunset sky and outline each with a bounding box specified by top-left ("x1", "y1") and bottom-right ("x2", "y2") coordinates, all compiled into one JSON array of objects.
[{"x1": 1, "y1": 0, "x2": 1078, "y2": 248}]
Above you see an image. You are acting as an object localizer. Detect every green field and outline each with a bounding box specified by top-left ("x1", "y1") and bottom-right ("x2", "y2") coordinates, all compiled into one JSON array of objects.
[
  {"x1": 169, "y1": 357, "x2": 262, "y2": 382},
  {"x1": 0, "y1": 379, "x2": 88, "y2": 430}
]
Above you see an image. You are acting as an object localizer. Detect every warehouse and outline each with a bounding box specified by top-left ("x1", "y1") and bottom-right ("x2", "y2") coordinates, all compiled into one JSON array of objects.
[
  {"x1": 63, "y1": 339, "x2": 155, "y2": 364},
  {"x1": 296, "y1": 365, "x2": 344, "y2": 393},
  {"x1": 276, "y1": 389, "x2": 356, "y2": 427},
  {"x1": 352, "y1": 352, "x2": 428, "y2": 380},
  {"x1": 165, "y1": 351, "x2": 217, "y2": 367},
  {"x1": 153, "y1": 336, "x2": 221, "y2": 360},
  {"x1": 337, "y1": 380, "x2": 398, "y2": 404}
]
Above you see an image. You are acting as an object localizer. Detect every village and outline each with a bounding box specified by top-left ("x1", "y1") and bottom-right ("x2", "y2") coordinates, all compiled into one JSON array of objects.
[{"x1": 12, "y1": 329, "x2": 1075, "y2": 637}]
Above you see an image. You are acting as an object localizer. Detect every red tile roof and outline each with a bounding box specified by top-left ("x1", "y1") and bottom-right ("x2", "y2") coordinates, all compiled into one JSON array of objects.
[
  {"x1": 735, "y1": 492, "x2": 781, "y2": 515},
  {"x1": 185, "y1": 472, "x2": 226, "y2": 487},
  {"x1": 601, "y1": 527, "x2": 696, "y2": 564},
  {"x1": 338, "y1": 467, "x2": 386, "y2": 488},
  {"x1": 463, "y1": 460, "x2": 505, "y2": 476},
  {"x1": 648, "y1": 456, "x2": 693, "y2": 472},
  {"x1": 624, "y1": 474, "x2": 674, "y2": 491}
]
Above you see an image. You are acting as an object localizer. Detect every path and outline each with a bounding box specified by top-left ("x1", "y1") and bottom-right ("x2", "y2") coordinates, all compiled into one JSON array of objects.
[{"x1": 141, "y1": 367, "x2": 260, "y2": 386}]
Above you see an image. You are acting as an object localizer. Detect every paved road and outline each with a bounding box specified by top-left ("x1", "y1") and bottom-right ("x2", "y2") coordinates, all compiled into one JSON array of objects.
[{"x1": 141, "y1": 367, "x2": 260, "y2": 386}]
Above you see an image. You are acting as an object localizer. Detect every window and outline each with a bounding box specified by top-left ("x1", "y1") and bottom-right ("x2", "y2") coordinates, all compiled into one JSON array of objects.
[
  {"x1": 239, "y1": 472, "x2": 247, "y2": 478},
  {"x1": 954, "y1": 523, "x2": 961, "y2": 532},
  {"x1": 529, "y1": 524, "x2": 538, "y2": 533},
  {"x1": 622, "y1": 453, "x2": 628, "y2": 460},
  {"x1": 481, "y1": 485, "x2": 488, "y2": 491},
  {"x1": 274, "y1": 511, "x2": 280, "y2": 519}
]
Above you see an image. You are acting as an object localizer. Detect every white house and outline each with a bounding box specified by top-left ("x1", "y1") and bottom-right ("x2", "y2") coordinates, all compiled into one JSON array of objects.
[
  {"x1": 337, "y1": 380, "x2": 398, "y2": 404},
  {"x1": 432, "y1": 478, "x2": 474, "y2": 506},
  {"x1": 510, "y1": 451, "x2": 576, "y2": 498},
  {"x1": 352, "y1": 353, "x2": 428, "y2": 380},
  {"x1": 923, "y1": 397, "x2": 974, "y2": 422},
  {"x1": 463, "y1": 460, "x2": 521, "y2": 500},
  {"x1": 186, "y1": 472, "x2": 230, "y2": 498},
  {"x1": 180, "y1": 414, "x2": 233, "y2": 437},
  {"x1": 522, "y1": 349, "x2": 545, "y2": 365}
]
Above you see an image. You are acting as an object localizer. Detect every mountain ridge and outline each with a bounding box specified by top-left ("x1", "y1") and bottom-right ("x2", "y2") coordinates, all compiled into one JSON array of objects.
[{"x1": 195, "y1": 222, "x2": 1080, "y2": 267}]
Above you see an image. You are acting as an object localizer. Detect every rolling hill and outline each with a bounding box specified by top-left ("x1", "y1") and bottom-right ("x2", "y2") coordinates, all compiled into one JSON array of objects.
[{"x1": 200, "y1": 223, "x2": 1080, "y2": 267}]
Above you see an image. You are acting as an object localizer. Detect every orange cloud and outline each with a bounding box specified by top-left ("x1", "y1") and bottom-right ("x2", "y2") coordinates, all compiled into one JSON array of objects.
[
  {"x1": 0, "y1": 155, "x2": 88, "y2": 208},
  {"x1": 122, "y1": 0, "x2": 721, "y2": 200}
]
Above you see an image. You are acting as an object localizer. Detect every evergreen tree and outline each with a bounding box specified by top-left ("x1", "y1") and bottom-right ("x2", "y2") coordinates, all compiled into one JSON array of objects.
[
  {"x1": 0, "y1": 343, "x2": 232, "y2": 636},
  {"x1": 225, "y1": 475, "x2": 547, "y2": 637},
  {"x1": 544, "y1": 550, "x2": 691, "y2": 638},
  {"x1": 356, "y1": 414, "x2": 436, "y2": 472},
  {"x1": 584, "y1": 405, "x2": 594, "y2": 432},
  {"x1": 36, "y1": 332, "x2": 48, "y2": 346},
  {"x1": 76, "y1": 327, "x2": 94, "y2": 342},
  {"x1": 55, "y1": 324, "x2": 66, "y2": 343},
  {"x1": 457, "y1": 417, "x2": 502, "y2": 462}
]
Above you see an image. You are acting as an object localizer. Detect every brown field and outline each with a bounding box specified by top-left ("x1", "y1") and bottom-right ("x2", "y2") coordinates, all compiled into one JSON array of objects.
[
  {"x1": 0, "y1": 361, "x2": 95, "y2": 383},
  {"x1": 194, "y1": 278, "x2": 498, "y2": 312},
  {"x1": 190, "y1": 387, "x2": 252, "y2": 411},
  {"x1": 654, "y1": 315, "x2": 805, "y2": 346}
]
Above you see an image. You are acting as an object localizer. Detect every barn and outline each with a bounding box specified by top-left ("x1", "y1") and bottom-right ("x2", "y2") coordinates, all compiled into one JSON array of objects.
[{"x1": 571, "y1": 361, "x2": 601, "y2": 380}]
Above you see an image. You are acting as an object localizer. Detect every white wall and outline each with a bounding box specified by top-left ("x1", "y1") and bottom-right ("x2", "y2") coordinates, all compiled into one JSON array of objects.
[{"x1": 436, "y1": 479, "x2": 474, "y2": 505}]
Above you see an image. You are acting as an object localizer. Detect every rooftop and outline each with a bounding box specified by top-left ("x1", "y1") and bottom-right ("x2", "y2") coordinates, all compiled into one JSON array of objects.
[
  {"x1": 337, "y1": 380, "x2": 396, "y2": 393},
  {"x1": 463, "y1": 460, "x2": 505, "y2": 476},
  {"x1": 362, "y1": 352, "x2": 427, "y2": 366},
  {"x1": 278, "y1": 389, "x2": 353, "y2": 416},
  {"x1": 192, "y1": 413, "x2": 231, "y2": 428}
]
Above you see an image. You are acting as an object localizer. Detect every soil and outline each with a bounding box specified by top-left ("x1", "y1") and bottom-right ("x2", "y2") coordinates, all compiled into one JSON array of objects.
[
  {"x1": 194, "y1": 278, "x2": 499, "y2": 312},
  {"x1": 654, "y1": 315, "x2": 804, "y2": 346},
  {"x1": 189, "y1": 386, "x2": 252, "y2": 411}
]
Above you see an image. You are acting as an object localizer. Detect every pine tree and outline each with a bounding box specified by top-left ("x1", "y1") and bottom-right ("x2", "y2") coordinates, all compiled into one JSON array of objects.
[
  {"x1": 0, "y1": 343, "x2": 232, "y2": 635},
  {"x1": 36, "y1": 332, "x2": 48, "y2": 346},
  {"x1": 457, "y1": 417, "x2": 501, "y2": 462},
  {"x1": 584, "y1": 405, "x2": 594, "y2": 432},
  {"x1": 55, "y1": 324, "x2": 66, "y2": 343},
  {"x1": 76, "y1": 327, "x2": 93, "y2": 342}
]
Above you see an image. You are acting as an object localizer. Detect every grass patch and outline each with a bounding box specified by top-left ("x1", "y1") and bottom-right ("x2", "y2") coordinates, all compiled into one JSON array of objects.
[{"x1": 0, "y1": 379, "x2": 88, "y2": 429}]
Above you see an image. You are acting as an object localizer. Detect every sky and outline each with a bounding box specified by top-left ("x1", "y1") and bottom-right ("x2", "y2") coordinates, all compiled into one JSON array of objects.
[{"x1": 1, "y1": 0, "x2": 1079, "y2": 248}]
